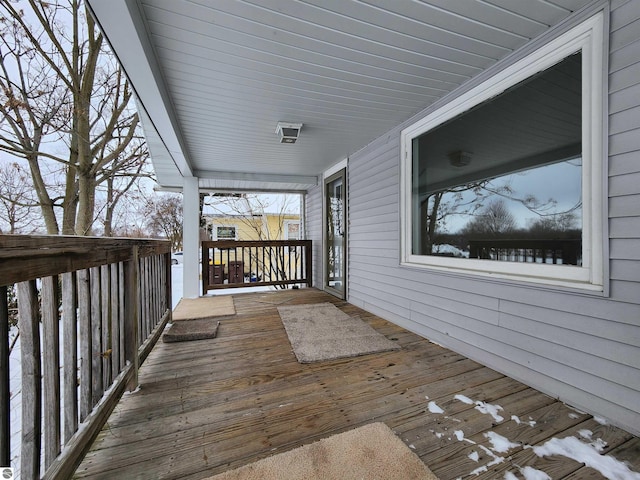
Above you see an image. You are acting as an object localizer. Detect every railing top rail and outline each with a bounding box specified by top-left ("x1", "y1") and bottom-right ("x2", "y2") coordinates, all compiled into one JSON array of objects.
[
  {"x1": 0, "y1": 234, "x2": 170, "y2": 287},
  {"x1": 203, "y1": 239, "x2": 311, "y2": 248}
]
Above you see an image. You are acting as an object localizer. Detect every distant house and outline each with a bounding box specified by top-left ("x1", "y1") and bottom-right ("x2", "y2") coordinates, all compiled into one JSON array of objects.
[{"x1": 203, "y1": 213, "x2": 301, "y2": 242}]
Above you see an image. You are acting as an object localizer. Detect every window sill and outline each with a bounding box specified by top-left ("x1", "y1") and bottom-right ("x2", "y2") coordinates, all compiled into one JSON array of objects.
[{"x1": 402, "y1": 256, "x2": 604, "y2": 293}]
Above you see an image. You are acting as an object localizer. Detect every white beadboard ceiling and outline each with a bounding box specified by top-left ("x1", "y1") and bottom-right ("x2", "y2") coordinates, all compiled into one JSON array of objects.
[{"x1": 86, "y1": 0, "x2": 593, "y2": 192}]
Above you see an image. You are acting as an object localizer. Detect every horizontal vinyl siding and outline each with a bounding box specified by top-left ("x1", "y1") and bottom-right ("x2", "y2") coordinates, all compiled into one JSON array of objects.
[{"x1": 338, "y1": 2, "x2": 640, "y2": 436}]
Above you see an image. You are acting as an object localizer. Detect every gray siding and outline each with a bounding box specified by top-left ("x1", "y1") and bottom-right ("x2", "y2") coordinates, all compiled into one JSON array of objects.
[{"x1": 308, "y1": 2, "x2": 640, "y2": 435}]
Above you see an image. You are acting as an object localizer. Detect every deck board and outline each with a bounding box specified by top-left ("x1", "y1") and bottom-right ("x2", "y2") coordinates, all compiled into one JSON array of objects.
[{"x1": 74, "y1": 289, "x2": 640, "y2": 480}]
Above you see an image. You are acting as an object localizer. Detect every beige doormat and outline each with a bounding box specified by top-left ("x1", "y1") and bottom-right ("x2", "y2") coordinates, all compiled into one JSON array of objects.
[
  {"x1": 173, "y1": 295, "x2": 235, "y2": 321},
  {"x1": 162, "y1": 319, "x2": 220, "y2": 343},
  {"x1": 277, "y1": 303, "x2": 400, "y2": 363},
  {"x1": 206, "y1": 422, "x2": 438, "y2": 480}
]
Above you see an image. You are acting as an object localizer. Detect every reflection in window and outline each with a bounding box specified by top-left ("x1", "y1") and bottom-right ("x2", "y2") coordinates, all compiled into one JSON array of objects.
[{"x1": 412, "y1": 53, "x2": 582, "y2": 266}]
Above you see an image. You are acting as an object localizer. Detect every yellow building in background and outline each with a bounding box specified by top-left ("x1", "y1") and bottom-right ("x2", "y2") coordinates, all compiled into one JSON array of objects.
[
  {"x1": 202, "y1": 213, "x2": 303, "y2": 285},
  {"x1": 203, "y1": 213, "x2": 300, "y2": 241}
]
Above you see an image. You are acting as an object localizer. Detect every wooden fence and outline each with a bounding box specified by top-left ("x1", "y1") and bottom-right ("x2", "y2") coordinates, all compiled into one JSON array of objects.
[
  {"x1": 202, "y1": 240, "x2": 312, "y2": 293},
  {"x1": 0, "y1": 235, "x2": 172, "y2": 479}
]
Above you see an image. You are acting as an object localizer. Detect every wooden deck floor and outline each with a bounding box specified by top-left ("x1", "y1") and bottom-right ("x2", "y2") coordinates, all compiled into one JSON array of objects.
[{"x1": 75, "y1": 289, "x2": 640, "y2": 479}]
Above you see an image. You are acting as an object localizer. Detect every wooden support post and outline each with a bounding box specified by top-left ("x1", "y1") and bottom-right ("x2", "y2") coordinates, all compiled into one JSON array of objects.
[
  {"x1": 17, "y1": 280, "x2": 41, "y2": 479},
  {"x1": 124, "y1": 247, "x2": 140, "y2": 392},
  {"x1": 0, "y1": 285, "x2": 9, "y2": 466},
  {"x1": 42, "y1": 275, "x2": 61, "y2": 469}
]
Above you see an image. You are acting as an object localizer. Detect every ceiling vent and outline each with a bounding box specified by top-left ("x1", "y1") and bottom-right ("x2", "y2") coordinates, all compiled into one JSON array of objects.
[{"x1": 275, "y1": 122, "x2": 303, "y2": 144}]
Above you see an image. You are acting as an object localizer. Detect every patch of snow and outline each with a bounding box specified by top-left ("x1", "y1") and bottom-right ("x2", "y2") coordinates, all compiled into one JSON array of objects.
[
  {"x1": 409, "y1": 444, "x2": 416, "y2": 450},
  {"x1": 590, "y1": 438, "x2": 608, "y2": 452},
  {"x1": 470, "y1": 445, "x2": 505, "y2": 476},
  {"x1": 432, "y1": 243, "x2": 469, "y2": 258},
  {"x1": 454, "y1": 394, "x2": 474, "y2": 405},
  {"x1": 520, "y1": 466, "x2": 551, "y2": 480},
  {"x1": 453, "y1": 394, "x2": 504, "y2": 422},
  {"x1": 578, "y1": 429, "x2": 593, "y2": 438},
  {"x1": 475, "y1": 400, "x2": 504, "y2": 423},
  {"x1": 504, "y1": 472, "x2": 519, "y2": 480},
  {"x1": 533, "y1": 436, "x2": 640, "y2": 480},
  {"x1": 428, "y1": 401, "x2": 445, "y2": 414},
  {"x1": 568, "y1": 412, "x2": 580, "y2": 419},
  {"x1": 454, "y1": 430, "x2": 465, "y2": 441},
  {"x1": 485, "y1": 431, "x2": 520, "y2": 453},
  {"x1": 468, "y1": 450, "x2": 480, "y2": 462},
  {"x1": 577, "y1": 429, "x2": 608, "y2": 452},
  {"x1": 593, "y1": 415, "x2": 609, "y2": 425},
  {"x1": 512, "y1": 415, "x2": 536, "y2": 427},
  {"x1": 435, "y1": 432, "x2": 444, "y2": 439}
]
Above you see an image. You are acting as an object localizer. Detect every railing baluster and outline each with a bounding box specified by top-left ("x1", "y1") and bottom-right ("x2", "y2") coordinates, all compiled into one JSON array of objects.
[
  {"x1": 77, "y1": 269, "x2": 92, "y2": 422},
  {"x1": 90, "y1": 267, "x2": 103, "y2": 407},
  {"x1": 42, "y1": 275, "x2": 61, "y2": 468},
  {"x1": 0, "y1": 285, "x2": 9, "y2": 466},
  {"x1": 62, "y1": 272, "x2": 78, "y2": 443},
  {"x1": 17, "y1": 280, "x2": 41, "y2": 479},
  {"x1": 110, "y1": 263, "x2": 120, "y2": 381},
  {"x1": 101, "y1": 265, "x2": 111, "y2": 388},
  {"x1": 118, "y1": 262, "x2": 125, "y2": 370},
  {"x1": 124, "y1": 247, "x2": 140, "y2": 392}
]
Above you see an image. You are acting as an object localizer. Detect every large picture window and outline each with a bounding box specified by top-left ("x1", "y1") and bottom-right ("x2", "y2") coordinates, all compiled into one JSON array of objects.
[{"x1": 401, "y1": 13, "x2": 605, "y2": 290}]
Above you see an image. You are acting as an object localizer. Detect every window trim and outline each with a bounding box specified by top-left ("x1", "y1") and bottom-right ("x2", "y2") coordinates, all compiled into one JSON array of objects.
[
  {"x1": 400, "y1": 12, "x2": 605, "y2": 291},
  {"x1": 214, "y1": 225, "x2": 238, "y2": 240},
  {"x1": 284, "y1": 220, "x2": 301, "y2": 240}
]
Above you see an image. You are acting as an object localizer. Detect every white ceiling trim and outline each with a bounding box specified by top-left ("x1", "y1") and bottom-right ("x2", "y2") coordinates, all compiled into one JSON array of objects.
[{"x1": 86, "y1": 0, "x2": 193, "y2": 177}]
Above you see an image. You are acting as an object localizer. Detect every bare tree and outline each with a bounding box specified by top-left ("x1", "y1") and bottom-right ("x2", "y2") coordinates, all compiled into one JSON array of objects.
[
  {"x1": 528, "y1": 211, "x2": 579, "y2": 236},
  {"x1": 145, "y1": 193, "x2": 183, "y2": 251},
  {"x1": 420, "y1": 181, "x2": 490, "y2": 254},
  {"x1": 462, "y1": 199, "x2": 517, "y2": 237},
  {"x1": 0, "y1": 0, "x2": 148, "y2": 235},
  {"x1": 0, "y1": 160, "x2": 40, "y2": 232}
]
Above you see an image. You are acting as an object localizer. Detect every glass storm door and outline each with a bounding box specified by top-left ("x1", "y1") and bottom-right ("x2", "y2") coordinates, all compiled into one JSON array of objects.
[{"x1": 325, "y1": 169, "x2": 347, "y2": 298}]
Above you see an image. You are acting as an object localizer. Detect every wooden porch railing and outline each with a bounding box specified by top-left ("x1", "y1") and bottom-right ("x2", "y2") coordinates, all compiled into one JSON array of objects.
[
  {"x1": 0, "y1": 235, "x2": 172, "y2": 480},
  {"x1": 202, "y1": 240, "x2": 312, "y2": 293}
]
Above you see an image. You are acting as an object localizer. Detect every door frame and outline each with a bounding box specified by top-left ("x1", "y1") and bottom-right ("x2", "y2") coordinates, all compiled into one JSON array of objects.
[{"x1": 323, "y1": 165, "x2": 347, "y2": 299}]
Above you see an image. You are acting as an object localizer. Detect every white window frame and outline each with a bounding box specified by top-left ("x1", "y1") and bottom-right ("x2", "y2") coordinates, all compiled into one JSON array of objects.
[
  {"x1": 284, "y1": 220, "x2": 301, "y2": 240},
  {"x1": 214, "y1": 225, "x2": 238, "y2": 240},
  {"x1": 400, "y1": 13, "x2": 605, "y2": 291}
]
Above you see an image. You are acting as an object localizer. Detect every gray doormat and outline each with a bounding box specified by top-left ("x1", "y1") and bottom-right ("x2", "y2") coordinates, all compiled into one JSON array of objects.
[
  {"x1": 277, "y1": 303, "x2": 400, "y2": 363},
  {"x1": 162, "y1": 319, "x2": 220, "y2": 343}
]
